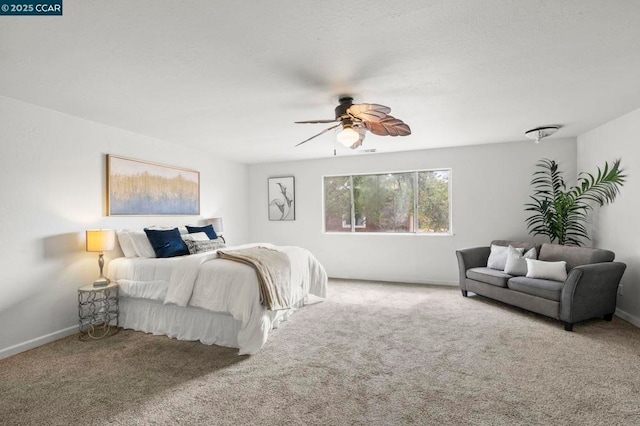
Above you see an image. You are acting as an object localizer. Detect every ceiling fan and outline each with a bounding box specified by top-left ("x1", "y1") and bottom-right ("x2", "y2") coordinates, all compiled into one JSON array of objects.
[{"x1": 295, "y1": 96, "x2": 411, "y2": 149}]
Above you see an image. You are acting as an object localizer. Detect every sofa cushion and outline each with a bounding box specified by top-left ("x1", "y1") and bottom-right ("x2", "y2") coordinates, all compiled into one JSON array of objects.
[
  {"x1": 507, "y1": 276, "x2": 564, "y2": 301},
  {"x1": 467, "y1": 267, "x2": 513, "y2": 288},
  {"x1": 538, "y1": 243, "x2": 614, "y2": 270}
]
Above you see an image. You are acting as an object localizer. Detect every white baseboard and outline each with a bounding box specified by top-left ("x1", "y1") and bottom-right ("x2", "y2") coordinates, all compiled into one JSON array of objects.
[
  {"x1": 615, "y1": 308, "x2": 640, "y2": 328},
  {"x1": 329, "y1": 276, "x2": 459, "y2": 287},
  {"x1": 0, "y1": 326, "x2": 77, "y2": 360}
]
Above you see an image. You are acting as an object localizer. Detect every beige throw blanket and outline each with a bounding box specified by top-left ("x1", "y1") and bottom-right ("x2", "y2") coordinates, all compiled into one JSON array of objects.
[{"x1": 217, "y1": 247, "x2": 292, "y2": 310}]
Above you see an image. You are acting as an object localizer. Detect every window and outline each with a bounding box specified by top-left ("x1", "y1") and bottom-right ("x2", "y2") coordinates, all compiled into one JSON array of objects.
[{"x1": 323, "y1": 169, "x2": 451, "y2": 234}]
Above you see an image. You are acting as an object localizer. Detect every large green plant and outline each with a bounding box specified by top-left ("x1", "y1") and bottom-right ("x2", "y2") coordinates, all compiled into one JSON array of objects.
[{"x1": 525, "y1": 158, "x2": 625, "y2": 246}]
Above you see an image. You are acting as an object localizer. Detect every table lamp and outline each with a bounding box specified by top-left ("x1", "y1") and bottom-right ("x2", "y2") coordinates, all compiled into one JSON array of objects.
[
  {"x1": 86, "y1": 229, "x2": 116, "y2": 287},
  {"x1": 207, "y1": 217, "x2": 225, "y2": 243}
]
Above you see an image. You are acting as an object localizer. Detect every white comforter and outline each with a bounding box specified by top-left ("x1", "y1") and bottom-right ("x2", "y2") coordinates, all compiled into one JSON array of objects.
[{"x1": 108, "y1": 243, "x2": 327, "y2": 354}]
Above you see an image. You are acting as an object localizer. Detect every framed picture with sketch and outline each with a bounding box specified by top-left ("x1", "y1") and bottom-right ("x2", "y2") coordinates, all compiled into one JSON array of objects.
[{"x1": 268, "y1": 176, "x2": 295, "y2": 221}]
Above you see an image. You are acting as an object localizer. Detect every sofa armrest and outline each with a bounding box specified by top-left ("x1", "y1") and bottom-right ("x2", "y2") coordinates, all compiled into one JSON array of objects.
[
  {"x1": 455, "y1": 247, "x2": 491, "y2": 291},
  {"x1": 560, "y1": 262, "x2": 627, "y2": 324}
]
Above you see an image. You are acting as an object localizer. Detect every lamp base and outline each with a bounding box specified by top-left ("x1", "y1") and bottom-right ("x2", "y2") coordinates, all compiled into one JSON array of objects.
[{"x1": 93, "y1": 277, "x2": 110, "y2": 287}]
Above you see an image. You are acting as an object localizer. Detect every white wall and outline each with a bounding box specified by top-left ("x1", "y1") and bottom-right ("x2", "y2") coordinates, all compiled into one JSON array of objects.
[
  {"x1": 248, "y1": 138, "x2": 576, "y2": 285},
  {"x1": 578, "y1": 107, "x2": 640, "y2": 327},
  {"x1": 0, "y1": 96, "x2": 249, "y2": 358}
]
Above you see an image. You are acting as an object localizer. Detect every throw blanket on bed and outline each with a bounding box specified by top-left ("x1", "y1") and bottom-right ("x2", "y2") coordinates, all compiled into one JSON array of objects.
[{"x1": 217, "y1": 247, "x2": 292, "y2": 310}]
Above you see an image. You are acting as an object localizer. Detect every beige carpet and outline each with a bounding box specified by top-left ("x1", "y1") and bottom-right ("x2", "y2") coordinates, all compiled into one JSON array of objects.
[{"x1": 1, "y1": 279, "x2": 640, "y2": 425}]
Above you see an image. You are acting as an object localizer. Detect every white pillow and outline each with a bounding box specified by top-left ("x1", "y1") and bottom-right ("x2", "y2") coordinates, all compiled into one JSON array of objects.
[
  {"x1": 146, "y1": 226, "x2": 188, "y2": 234},
  {"x1": 116, "y1": 231, "x2": 138, "y2": 258},
  {"x1": 525, "y1": 259, "x2": 568, "y2": 281},
  {"x1": 128, "y1": 230, "x2": 157, "y2": 258},
  {"x1": 487, "y1": 245, "x2": 523, "y2": 270},
  {"x1": 504, "y1": 246, "x2": 537, "y2": 276},
  {"x1": 181, "y1": 232, "x2": 209, "y2": 242}
]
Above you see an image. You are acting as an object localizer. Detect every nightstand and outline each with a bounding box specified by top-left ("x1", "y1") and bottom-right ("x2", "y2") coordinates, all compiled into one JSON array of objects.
[{"x1": 78, "y1": 282, "x2": 119, "y2": 340}]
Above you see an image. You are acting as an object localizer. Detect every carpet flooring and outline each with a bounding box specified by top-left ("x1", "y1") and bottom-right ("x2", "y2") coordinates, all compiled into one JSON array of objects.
[{"x1": 1, "y1": 279, "x2": 640, "y2": 425}]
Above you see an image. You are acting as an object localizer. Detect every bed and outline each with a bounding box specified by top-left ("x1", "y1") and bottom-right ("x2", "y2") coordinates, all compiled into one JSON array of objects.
[{"x1": 107, "y1": 243, "x2": 327, "y2": 355}]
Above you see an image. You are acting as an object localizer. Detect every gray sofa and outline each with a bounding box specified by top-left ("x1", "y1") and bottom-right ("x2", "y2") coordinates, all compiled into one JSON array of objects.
[{"x1": 456, "y1": 240, "x2": 626, "y2": 331}]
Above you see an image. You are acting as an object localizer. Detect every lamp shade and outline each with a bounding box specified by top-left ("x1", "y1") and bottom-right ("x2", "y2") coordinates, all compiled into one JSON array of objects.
[
  {"x1": 86, "y1": 230, "x2": 116, "y2": 252},
  {"x1": 336, "y1": 127, "x2": 360, "y2": 147},
  {"x1": 207, "y1": 217, "x2": 224, "y2": 233}
]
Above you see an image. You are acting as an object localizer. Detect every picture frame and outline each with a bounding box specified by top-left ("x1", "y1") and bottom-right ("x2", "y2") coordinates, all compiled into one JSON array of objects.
[
  {"x1": 268, "y1": 176, "x2": 295, "y2": 221},
  {"x1": 107, "y1": 155, "x2": 200, "y2": 216}
]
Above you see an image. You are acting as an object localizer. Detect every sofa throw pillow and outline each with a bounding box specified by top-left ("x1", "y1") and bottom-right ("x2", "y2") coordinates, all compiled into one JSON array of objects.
[
  {"x1": 487, "y1": 244, "x2": 523, "y2": 271},
  {"x1": 128, "y1": 230, "x2": 157, "y2": 258},
  {"x1": 144, "y1": 228, "x2": 189, "y2": 258},
  {"x1": 186, "y1": 224, "x2": 217, "y2": 240},
  {"x1": 525, "y1": 258, "x2": 568, "y2": 282},
  {"x1": 504, "y1": 246, "x2": 537, "y2": 276},
  {"x1": 184, "y1": 239, "x2": 226, "y2": 254}
]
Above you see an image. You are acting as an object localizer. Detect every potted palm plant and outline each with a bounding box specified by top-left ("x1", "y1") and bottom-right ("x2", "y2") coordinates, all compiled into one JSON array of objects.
[{"x1": 525, "y1": 158, "x2": 625, "y2": 246}]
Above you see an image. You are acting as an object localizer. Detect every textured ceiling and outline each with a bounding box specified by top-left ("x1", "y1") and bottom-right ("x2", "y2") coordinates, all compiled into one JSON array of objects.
[{"x1": 1, "y1": 0, "x2": 640, "y2": 163}]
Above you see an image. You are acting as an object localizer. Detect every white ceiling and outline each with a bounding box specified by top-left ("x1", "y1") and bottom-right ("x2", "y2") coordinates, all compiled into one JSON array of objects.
[{"x1": 2, "y1": 1, "x2": 640, "y2": 164}]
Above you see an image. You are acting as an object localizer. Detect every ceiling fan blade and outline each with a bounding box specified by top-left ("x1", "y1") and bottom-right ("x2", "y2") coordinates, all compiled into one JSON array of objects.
[
  {"x1": 295, "y1": 123, "x2": 341, "y2": 147},
  {"x1": 364, "y1": 116, "x2": 411, "y2": 136},
  {"x1": 295, "y1": 119, "x2": 339, "y2": 124},
  {"x1": 347, "y1": 103, "x2": 392, "y2": 122}
]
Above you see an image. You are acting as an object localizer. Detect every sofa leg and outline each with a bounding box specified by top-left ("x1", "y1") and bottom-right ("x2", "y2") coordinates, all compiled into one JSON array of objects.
[
  {"x1": 604, "y1": 313, "x2": 614, "y2": 321},
  {"x1": 563, "y1": 322, "x2": 574, "y2": 332},
  {"x1": 461, "y1": 290, "x2": 468, "y2": 297}
]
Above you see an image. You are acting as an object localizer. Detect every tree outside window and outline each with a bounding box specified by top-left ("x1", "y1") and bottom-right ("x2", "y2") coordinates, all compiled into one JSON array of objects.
[
  {"x1": 324, "y1": 176, "x2": 351, "y2": 233},
  {"x1": 417, "y1": 170, "x2": 450, "y2": 233}
]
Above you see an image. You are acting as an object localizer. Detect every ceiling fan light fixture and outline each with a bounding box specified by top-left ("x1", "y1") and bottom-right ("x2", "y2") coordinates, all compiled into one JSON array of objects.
[
  {"x1": 336, "y1": 126, "x2": 360, "y2": 147},
  {"x1": 525, "y1": 125, "x2": 560, "y2": 143}
]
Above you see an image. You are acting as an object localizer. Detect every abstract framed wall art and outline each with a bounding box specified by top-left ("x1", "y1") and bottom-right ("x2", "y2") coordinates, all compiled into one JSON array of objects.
[
  {"x1": 268, "y1": 176, "x2": 295, "y2": 221},
  {"x1": 107, "y1": 155, "x2": 200, "y2": 216}
]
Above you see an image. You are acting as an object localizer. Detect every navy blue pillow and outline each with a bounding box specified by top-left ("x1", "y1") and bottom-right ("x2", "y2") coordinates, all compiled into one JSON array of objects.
[
  {"x1": 186, "y1": 224, "x2": 217, "y2": 240},
  {"x1": 144, "y1": 228, "x2": 189, "y2": 258}
]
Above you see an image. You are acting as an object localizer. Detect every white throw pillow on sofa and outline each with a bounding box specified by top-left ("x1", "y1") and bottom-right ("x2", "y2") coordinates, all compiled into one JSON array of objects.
[
  {"x1": 504, "y1": 246, "x2": 537, "y2": 276},
  {"x1": 487, "y1": 244, "x2": 523, "y2": 271},
  {"x1": 525, "y1": 258, "x2": 568, "y2": 281}
]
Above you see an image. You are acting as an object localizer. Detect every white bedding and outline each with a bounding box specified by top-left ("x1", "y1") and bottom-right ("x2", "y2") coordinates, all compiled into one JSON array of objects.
[{"x1": 107, "y1": 243, "x2": 327, "y2": 354}]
